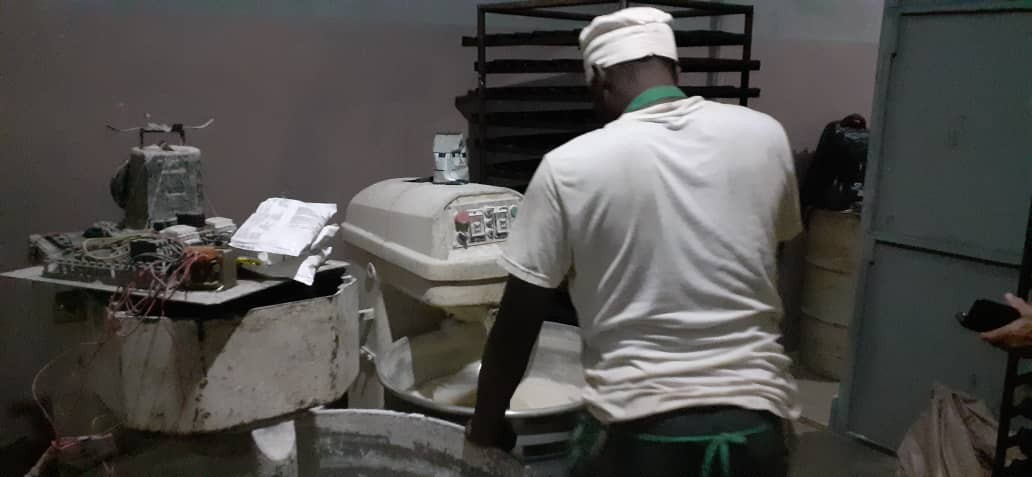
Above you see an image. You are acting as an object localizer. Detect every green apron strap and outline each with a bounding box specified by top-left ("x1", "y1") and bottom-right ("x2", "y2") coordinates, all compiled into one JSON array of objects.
[
  {"x1": 624, "y1": 85, "x2": 687, "y2": 113},
  {"x1": 634, "y1": 424, "x2": 769, "y2": 477},
  {"x1": 569, "y1": 412, "x2": 605, "y2": 469}
]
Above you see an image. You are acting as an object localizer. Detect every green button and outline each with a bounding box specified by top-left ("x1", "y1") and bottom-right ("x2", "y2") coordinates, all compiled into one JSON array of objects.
[{"x1": 509, "y1": 206, "x2": 518, "y2": 218}]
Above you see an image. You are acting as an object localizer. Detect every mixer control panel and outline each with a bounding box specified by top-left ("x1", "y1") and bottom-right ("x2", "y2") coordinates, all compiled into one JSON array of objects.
[{"x1": 451, "y1": 200, "x2": 518, "y2": 249}]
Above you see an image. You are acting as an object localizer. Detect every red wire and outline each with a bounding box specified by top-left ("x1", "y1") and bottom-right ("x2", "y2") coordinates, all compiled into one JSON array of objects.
[{"x1": 34, "y1": 241, "x2": 199, "y2": 476}]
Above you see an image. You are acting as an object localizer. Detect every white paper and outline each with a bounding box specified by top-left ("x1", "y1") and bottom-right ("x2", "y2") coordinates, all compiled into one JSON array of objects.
[
  {"x1": 231, "y1": 198, "x2": 337, "y2": 257},
  {"x1": 240, "y1": 224, "x2": 339, "y2": 286}
]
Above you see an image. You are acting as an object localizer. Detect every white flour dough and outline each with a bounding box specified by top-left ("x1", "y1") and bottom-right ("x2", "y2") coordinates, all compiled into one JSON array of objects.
[
  {"x1": 413, "y1": 372, "x2": 581, "y2": 410},
  {"x1": 509, "y1": 377, "x2": 581, "y2": 410}
]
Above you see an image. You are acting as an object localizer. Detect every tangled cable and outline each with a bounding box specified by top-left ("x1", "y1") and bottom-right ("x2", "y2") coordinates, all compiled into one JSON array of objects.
[{"x1": 28, "y1": 237, "x2": 207, "y2": 475}]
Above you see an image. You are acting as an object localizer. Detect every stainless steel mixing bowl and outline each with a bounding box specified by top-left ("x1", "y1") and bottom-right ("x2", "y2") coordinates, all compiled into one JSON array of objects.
[{"x1": 376, "y1": 321, "x2": 585, "y2": 442}]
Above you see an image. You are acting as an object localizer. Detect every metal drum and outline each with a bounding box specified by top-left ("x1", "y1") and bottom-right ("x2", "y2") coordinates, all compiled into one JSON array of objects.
[
  {"x1": 296, "y1": 408, "x2": 527, "y2": 476},
  {"x1": 376, "y1": 321, "x2": 584, "y2": 458},
  {"x1": 800, "y1": 209, "x2": 862, "y2": 379}
]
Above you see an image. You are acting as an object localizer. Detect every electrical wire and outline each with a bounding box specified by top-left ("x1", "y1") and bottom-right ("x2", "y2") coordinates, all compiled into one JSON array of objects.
[
  {"x1": 31, "y1": 253, "x2": 188, "y2": 473},
  {"x1": 30, "y1": 235, "x2": 210, "y2": 476},
  {"x1": 31, "y1": 342, "x2": 102, "y2": 437},
  {"x1": 81, "y1": 235, "x2": 149, "y2": 261},
  {"x1": 103, "y1": 242, "x2": 203, "y2": 329}
]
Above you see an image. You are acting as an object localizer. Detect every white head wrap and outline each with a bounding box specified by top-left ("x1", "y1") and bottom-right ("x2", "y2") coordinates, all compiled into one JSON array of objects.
[{"x1": 579, "y1": 7, "x2": 678, "y2": 83}]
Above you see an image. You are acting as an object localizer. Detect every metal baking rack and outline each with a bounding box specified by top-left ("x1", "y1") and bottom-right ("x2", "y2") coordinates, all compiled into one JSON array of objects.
[
  {"x1": 457, "y1": 0, "x2": 759, "y2": 190},
  {"x1": 993, "y1": 197, "x2": 1032, "y2": 476}
]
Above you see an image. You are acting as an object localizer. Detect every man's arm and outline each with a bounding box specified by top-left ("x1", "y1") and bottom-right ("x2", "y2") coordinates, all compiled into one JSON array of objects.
[
  {"x1": 467, "y1": 157, "x2": 570, "y2": 448},
  {"x1": 466, "y1": 275, "x2": 552, "y2": 448}
]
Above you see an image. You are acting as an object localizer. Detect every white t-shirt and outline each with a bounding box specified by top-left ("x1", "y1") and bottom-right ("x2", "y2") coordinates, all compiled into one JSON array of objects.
[{"x1": 500, "y1": 96, "x2": 803, "y2": 423}]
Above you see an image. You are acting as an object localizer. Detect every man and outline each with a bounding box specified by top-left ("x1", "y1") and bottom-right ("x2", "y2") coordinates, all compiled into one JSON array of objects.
[
  {"x1": 982, "y1": 293, "x2": 1032, "y2": 356},
  {"x1": 467, "y1": 7, "x2": 801, "y2": 476}
]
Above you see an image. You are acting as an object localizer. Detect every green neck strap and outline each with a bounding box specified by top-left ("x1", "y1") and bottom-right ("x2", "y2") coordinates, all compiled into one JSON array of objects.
[
  {"x1": 624, "y1": 85, "x2": 687, "y2": 113},
  {"x1": 635, "y1": 424, "x2": 770, "y2": 477}
]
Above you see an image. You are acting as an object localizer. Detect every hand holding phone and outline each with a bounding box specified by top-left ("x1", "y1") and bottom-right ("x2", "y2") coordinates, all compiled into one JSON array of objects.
[
  {"x1": 957, "y1": 298, "x2": 1021, "y2": 333},
  {"x1": 972, "y1": 294, "x2": 1032, "y2": 357}
]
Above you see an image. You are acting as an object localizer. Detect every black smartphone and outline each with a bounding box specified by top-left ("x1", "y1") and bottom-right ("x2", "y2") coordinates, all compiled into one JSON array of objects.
[{"x1": 956, "y1": 299, "x2": 1021, "y2": 332}]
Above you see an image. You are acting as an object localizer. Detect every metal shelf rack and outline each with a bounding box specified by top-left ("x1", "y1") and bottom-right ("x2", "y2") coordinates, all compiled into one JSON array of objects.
[
  {"x1": 456, "y1": 0, "x2": 758, "y2": 190},
  {"x1": 993, "y1": 197, "x2": 1032, "y2": 477}
]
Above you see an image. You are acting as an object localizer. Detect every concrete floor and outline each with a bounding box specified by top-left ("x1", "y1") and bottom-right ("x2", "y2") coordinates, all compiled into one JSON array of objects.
[
  {"x1": 789, "y1": 364, "x2": 898, "y2": 476},
  {"x1": 790, "y1": 431, "x2": 897, "y2": 477},
  {"x1": 794, "y1": 366, "x2": 840, "y2": 428}
]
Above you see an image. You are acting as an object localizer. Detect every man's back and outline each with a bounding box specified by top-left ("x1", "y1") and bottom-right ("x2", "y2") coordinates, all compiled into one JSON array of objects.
[{"x1": 502, "y1": 97, "x2": 802, "y2": 423}]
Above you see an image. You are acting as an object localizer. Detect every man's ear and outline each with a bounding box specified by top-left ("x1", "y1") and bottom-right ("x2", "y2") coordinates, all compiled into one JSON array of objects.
[{"x1": 592, "y1": 65, "x2": 607, "y2": 89}]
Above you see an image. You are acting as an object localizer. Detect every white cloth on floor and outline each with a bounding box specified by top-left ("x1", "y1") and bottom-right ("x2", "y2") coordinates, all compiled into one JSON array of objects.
[
  {"x1": 579, "y1": 7, "x2": 678, "y2": 81},
  {"x1": 896, "y1": 384, "x2": 997, "y2": 477}
]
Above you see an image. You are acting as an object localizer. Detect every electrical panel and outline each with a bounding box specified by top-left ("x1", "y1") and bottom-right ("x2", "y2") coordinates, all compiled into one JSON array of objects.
[{"x1": 450, "y1": 200, "x2": 519, "y2": 249}]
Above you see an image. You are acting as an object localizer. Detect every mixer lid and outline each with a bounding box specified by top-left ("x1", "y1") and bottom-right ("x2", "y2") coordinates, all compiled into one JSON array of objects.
[{"x1": 340, "y1": 178, "x2": 523, "y2": 283}]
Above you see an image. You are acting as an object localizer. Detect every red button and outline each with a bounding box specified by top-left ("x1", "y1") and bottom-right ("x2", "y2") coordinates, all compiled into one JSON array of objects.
[{"x1": 455, "y1": 211, "x2": 470, "y2": 225}]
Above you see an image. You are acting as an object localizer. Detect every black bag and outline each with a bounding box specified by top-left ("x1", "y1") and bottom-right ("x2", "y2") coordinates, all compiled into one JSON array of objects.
[{"x1": 801, "y1": 114, "x2": 869, "y2": 216}]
